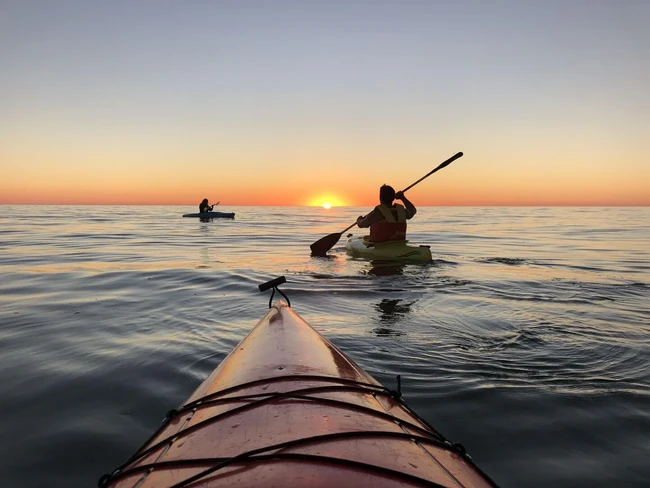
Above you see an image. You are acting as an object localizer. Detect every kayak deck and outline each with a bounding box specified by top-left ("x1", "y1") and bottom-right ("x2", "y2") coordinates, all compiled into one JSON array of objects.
[
  {"x1": 182, "y1": 212, "x2": 235, "y2": 219},
  {"x1": 101, "y1": 301, "x2": 496, "y2": 488},
  {"x1": 346, "y1": 235, "x2": 433, "y2": 263}
]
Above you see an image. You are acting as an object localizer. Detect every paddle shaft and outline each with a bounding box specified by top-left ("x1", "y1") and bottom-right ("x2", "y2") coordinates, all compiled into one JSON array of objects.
[
  {"x1": 339, "y1": 221, "x2": 358, "y2": 235},
  {"x1": 355, "y1": 151, "x2": 464, "y2": 224},
  {"x1": 401, "y1": 151, "x2": 463, "y2": 192}
]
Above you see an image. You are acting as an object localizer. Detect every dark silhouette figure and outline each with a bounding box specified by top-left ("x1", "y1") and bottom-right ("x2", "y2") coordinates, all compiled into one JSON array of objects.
[
  {"x1": 356, "y1": 185, "x2": 417, "y2": 243},
  {"x1": 199, "y1": 198, "x2": 214, "y2": 213}
]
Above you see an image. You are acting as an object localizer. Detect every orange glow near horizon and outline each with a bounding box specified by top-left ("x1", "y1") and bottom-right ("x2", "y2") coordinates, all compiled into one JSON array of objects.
[
  {"x1": 1, "y1": 148, "x2": 649, "y2": 206},
  {"x1": 1, "y1": 171, "x2": 649, "y2": 206}
]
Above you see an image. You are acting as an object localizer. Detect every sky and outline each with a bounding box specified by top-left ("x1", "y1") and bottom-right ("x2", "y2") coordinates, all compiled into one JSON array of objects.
[{"x1": 1, "y1": 0, "x2": 648, "y2": 206}]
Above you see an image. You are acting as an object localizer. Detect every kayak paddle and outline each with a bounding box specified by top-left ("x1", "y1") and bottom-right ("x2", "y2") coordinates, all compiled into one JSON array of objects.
[{"x1": 309, "y1": 151, "x2": 464, "y2": 256}]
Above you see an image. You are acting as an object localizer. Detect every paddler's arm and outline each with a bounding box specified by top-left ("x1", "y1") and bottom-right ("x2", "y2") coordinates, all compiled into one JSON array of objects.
[
  {"x1": 396, "y1": 191, "x2": 417, "y2": 219},
  {"x1": 357, "y1": 208, "x2": 381, "y2": 228}
]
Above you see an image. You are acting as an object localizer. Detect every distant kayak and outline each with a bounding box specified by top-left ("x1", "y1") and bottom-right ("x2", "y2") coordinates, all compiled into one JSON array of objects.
[
  {"x1": 346, "y1": 235, "x2": 432, "y2": 263},
  {"x1": 182, "y1": 212, "x2": 235, "y2": 219},
  {"x1": 99, "y1": 278, "x2": 497, "y2": 487}
]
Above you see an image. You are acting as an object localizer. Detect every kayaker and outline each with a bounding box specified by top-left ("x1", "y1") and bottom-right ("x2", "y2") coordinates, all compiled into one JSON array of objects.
[
  {"x1": 356, "y1": 185, "x2": 416, "y2": 242},
  {"x1": 199, "y1": 198, "x2": 214, "y2": 213}
]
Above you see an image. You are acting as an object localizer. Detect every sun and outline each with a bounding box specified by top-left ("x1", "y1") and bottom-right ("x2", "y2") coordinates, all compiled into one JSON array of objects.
[{"x1": 307, "y1": 194, "x2": 347, "y2": 207}]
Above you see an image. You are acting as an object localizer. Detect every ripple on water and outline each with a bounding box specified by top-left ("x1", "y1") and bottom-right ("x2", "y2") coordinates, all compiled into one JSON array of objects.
[{"x1": 1, "y1": 206, "x2": 649, "y2": 488}]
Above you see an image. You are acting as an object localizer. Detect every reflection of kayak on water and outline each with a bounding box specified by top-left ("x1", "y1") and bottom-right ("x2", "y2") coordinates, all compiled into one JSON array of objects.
[
  {"x1": 99, "y1": 277, "x2": 498, "y2": 488},
  {"x1": 346, "y1": 235, "x2": 432, "y2": 263},
  {"x1": 182, "y1": 212, "x2": 235, "y2": 219}
]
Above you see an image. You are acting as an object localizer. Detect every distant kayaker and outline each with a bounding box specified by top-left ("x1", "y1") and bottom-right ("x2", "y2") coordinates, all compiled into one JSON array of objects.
[
  {"x1": 199, "y1": 198, "x2": 214, "y2": 213},
  {"x1": 356, "y1": 185, "x2": 416, "y2": 242}
]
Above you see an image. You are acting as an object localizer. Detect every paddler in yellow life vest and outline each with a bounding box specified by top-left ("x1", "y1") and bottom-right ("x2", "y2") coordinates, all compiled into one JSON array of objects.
[{"x1": 356, "y1": 185, "x2": 417, "y2": 243}]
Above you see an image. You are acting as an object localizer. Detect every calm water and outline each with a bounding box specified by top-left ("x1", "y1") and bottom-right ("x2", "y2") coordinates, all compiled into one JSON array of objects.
[{"x1": 1, "y1": 205, "x2": 649, "y2": 487}]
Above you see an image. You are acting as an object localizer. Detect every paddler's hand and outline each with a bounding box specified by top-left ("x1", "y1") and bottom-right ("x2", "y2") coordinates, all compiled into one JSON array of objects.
[
  {"x1": 395, "y1": 191, "x2": 405, "y2": 200},
  {"x1": 356, "y1": 216, "x2": 364, "y2": 225}
]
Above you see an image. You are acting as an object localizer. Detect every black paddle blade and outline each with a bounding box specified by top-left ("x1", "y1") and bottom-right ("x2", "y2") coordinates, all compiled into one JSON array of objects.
[
  {"x1": 310, "y1": 232, "x2": 343, "y2": 256},
  {"x1": 436, "y1": 151, "x2": 463, "y2": 172}
]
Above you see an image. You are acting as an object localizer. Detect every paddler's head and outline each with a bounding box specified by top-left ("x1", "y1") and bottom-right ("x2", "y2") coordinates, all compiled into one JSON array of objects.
[
  {"x1": 379, "y1": 185, "x2": 395, "y2": 206},
  {"x1": 202, "y1": 198, "x2": 208, "y2": 204}
]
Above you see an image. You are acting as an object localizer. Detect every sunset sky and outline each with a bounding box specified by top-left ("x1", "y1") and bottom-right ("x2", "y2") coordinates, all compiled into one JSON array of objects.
[{"x1": 1, "y1": 1, "x2": 648, "y2": 206}]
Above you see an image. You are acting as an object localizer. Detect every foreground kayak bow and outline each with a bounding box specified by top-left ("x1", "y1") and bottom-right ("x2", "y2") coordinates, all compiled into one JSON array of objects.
[{"x1": 100, "y1": 277, "x2": 498, "y2": 488}]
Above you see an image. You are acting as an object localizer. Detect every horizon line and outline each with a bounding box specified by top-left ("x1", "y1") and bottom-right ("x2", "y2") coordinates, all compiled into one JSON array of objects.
[{"x1": 1, "y1": 203, "x2": 648, "y2": 207}]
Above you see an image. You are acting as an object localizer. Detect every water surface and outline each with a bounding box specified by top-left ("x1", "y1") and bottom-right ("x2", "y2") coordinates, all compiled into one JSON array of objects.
[{"x1": 1, "y1": 206, "x2": 649, "y2": 487}]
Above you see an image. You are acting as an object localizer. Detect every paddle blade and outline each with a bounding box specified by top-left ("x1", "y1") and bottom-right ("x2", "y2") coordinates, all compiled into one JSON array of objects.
[
  {"x1": 434, "y1": 151, "x2": 463, "y2": 172},
  {"x1": 310, "y1": 232, "x2": 343, "y2": 256}
]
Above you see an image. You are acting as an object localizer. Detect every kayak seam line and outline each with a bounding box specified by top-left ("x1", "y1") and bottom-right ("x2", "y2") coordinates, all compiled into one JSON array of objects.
[
  {"x1": 385, "y1": 396, "x2": 502, "y2": 488},
  {"x1": 133, "y1": 408, "x2": 197, "y2": 488},
  {"x1": 372, "y1": 394, "x2": 466, "y2": 488}
]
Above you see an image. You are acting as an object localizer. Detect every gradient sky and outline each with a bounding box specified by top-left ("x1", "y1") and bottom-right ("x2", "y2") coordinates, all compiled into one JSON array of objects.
[{"x1": 1, "y1": 0, "x2": 648, "y2": 206}]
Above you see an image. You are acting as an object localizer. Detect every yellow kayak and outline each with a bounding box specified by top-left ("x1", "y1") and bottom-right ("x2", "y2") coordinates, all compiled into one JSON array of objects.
[{"x1": 346, "y1": 235, "x2": 432, "y2": 263}]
